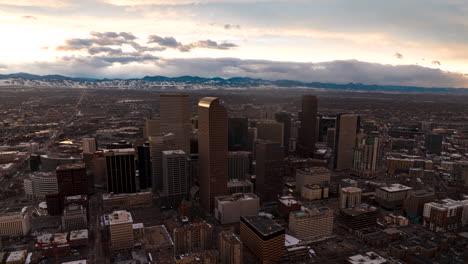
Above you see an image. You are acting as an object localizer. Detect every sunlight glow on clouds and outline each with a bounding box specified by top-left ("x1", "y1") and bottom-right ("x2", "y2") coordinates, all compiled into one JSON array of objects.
[{"x1": 0, "y1": 0, "x2": 467, "y2": 87}]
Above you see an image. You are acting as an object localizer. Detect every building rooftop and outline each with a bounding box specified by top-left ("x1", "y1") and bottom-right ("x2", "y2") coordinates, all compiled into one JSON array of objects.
[
  {"x1": 53, "y1": 232, "x2": 68, "y2": 245},
  {"x1": 278, "y1": 196, "x2": 301, "y2": 207},
  {"x1": 62, "y1": 260, "x2": 87, "y2": 264},
  {"x1": 6, "y1": 250, "x2": 27, "y2": 263},
  {"x1": 241, "y1": 216, "x2": 284, "y2": 237},
  {"x1": 70, "y1": 229, "x2": 89, "y2": 241},
  {"x1": 102, "y1": 192, "x2": 152, "y2": 200},
  {"x1": 103, "y1": 148, "x2": 135, "y2": 155},
  {"x1": 347, "y1": 251, "x2": 386, "y2": 264},
  {"x1": 162, "y1": 150, "x2": 186, "y2": 155},
  {"x1": 380, "y1": 184, "x2": 412, "y2": 192},
  {"x1": 56, "y1": 163, "x2": 86, "y2": 171},
  {"x1": 293, "y1": 206, "x2": 333, "y2": 217},
  {"x1": 425, "y1": 199, "x2": 468, "y2": 210},
  {"x1": 109, "y1": 210, "x2": 133, "y2": 225},
  {"x1": 144, "y1": 225, "x2": 174, "y2": 249},
  {"x1": 341, "y1": 187, "x2": 362, "y2": 193},
  {"x1": 341, "y1": 204, "x2": 377, "y2": 216},
  {"x1": 216, "y1": 193, "x2": 259, "y2": 203}
]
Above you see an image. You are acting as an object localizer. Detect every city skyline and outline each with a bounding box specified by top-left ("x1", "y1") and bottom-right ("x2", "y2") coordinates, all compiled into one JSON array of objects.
[{"x1": 0, "y1": 0, "x2": 468, "y2": 87}]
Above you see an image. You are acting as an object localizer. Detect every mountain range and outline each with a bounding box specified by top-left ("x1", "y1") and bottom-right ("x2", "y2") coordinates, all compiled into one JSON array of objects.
[{"x1": 0, "y1": 72, "x2": 467, "y2": 93}]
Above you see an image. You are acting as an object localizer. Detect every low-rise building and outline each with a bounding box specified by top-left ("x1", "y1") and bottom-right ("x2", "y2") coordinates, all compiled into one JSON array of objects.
[
  {"x1": 375, "y1": 184, "x2": 412, "y2": 209},
  {"x1": 277, "y1": 196, "x2": 302, "y2": 217},
  {"x1": 340, "y1": 187, "x2": 362, "y2": 209},
  {"x1": 62, "y1": 204, "x2": 88, "y2": 231},
  {"x1": 102, "y1": 192, "x2": 153, "y2": 212},
  {"x1": 423, "y1": 199, "x2": 468, "y2": 232},
  {"x1": 337, "y1": 204, "x2": 378, "y2": 231},
  {"x1": 347, "y1": 251, "x2": 387, "y2": 264},
  {"x1": 214, "y1": 193, "x2": 260, "y2": 224},
  {"x1": 0, "y1": 207, "x2": 30, "y2": 237},
  {"x1": 109, "y1": 210, "x2": 135, "y2": 253},
  {"x1": 301, "y1": 184, "x2": 329, "y2": 200},
  {"x1": 289, "y1": 206, "x2": 333, "y2": 240}
]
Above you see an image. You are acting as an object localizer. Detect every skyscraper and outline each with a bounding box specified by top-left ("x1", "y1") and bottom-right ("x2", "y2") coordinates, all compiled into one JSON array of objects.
[
  {"x1": 255, "y1": 140, "x2": 284, "y2": 202},
  {"x1": 149, "y1": 133, "x2": 176, "y2": 194},
  {"x1": 228, "y1": 117, "x2": 249, "y2": 151},
  {"x1": 137, "y1": 142, "x2": 151, "y2": 190},
  {"x1": 56, "y1": 163, "x2": 88, "y2": 196},
  {"x1": 299, "y1": 95, "x2": 318, "y2": 157},
  {"x1": 104, "y1": 149, "x2": 137, "y2": 194},
  {"x1": 351, "y1": 135, "x2": 380, "y2": 178},
  {"x1": 334, "y1": 114, "x2": 360, "y2": 170},
  {"x1": 228, "y1": 151, "x2": 251, "y2": 181},
  {"x1": 160, "y1": 93, "x2": 191, "y2": 153},
  {"x1": 256, "y1": 120, "x2": 284, "y2": 147},
  {"x1": 424, "y1": 133, "x2": 443, "y2": 154},
  {"x1": 275, "y1": 112, "x2": 291, "y2": 154},
  {"x1": 161, "y1": 150, "x2": 189, "y2": 206},
  {"x1": 198, "y1": 97, "x2": 228, "y2": 212}
]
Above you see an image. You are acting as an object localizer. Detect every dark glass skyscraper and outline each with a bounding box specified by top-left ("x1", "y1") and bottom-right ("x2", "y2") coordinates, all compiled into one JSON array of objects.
[
  {"x1": 425, "y1": 133, "x2": 443, "y2": 154},
  {"x1": 299, "y1": 95, "x2": 318, "y2": 158},
  {"x1": 228, "y1": 117, "x2": 249, "y2": 151},
  {"x1": 137, "y1": 142, "x2": 151, "y2": 190},
  {"x1": 104, "y1": 149, "x2": 137, "y2": 193}
]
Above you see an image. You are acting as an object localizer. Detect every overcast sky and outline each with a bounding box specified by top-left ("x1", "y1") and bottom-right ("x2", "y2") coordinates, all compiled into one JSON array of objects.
[{"x1": 0, "y1": 0, "x2": 467, "y2": 87}]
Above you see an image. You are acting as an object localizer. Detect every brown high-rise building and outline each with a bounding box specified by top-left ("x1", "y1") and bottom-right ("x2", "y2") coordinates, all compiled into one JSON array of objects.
[
  {"x1": 56, "y1": 163, "x2": 88, "y2": 196},
  {"x1": 255, "y1": 140, "x2": 284, "y2": 202},
  {"x1": 299, "y1": 95, "x2": 318, "y2": 158},
  {"x1": 160, "y1": 93, "x2": 191, "y2": 153},
  {"x1": 198, "y1": 97, "x2": 228, "y2": 212},
  {"x1": 256, "y1": 120, "x2": 284, "y2": 147},
  {"x1": 149, "y1": 133, "x2": 176, "y2": 194},
  {"x1": 334, "y1": 114, "x2": 360, "y2": 170}
]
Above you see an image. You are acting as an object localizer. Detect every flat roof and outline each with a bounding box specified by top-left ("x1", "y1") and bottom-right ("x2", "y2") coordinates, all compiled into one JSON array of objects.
[
  {"x1": 348, "y1": 251, "x2": 386, "y2": 264},
  {"x1": 144, "y1": 225, "x2": 174, "y2": 249},
  {"x1": 241, "y1": 216, "x2": 284, "y2": 237},
  {"x1": 380, "y1": 184, "x2": 412, "y2": 192},
  {"x1": 341, "y1": 187, "x2": 362, "y2": 193},
  {"x1": 216, "y1": 193, "x2": 259, "y2": 203},
  {"x1": 56, "y1": 163, "x2": 85, "y2": 170},
  {"x1": 162, "y1": 150, "x2": 186, "y2": 155},
  {"x1": 109, "y1": 210, "x2": 133, "y2": 225},
  {"x1": 70, "y1": 229, "x2": 89, "y2": 241}
]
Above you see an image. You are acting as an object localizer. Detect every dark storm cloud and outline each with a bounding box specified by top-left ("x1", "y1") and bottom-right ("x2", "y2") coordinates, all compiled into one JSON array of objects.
[
  {"x1": 57, "y1": 32, "x2": 239, "y2": 54},
  {"x1": 57, "y1": 38, "x2": 94, "y2": 51},
  {"x1": 394, "y1": 52, "x2": 403, "y2": 59},
  {"x1": 147, "y1": 35, "x2": 181, "y2": 48},
  {"x1": 12, "y1": 56, "x2": 467, "y2": 88},
  {"x1": 154, "y1": 58, "x2": 468, "y2": 88},
  {"x1": 22, "y1": 15, "x2": 37, "y2": 19},
  {"x1": 147, "y1": 35, "x2": 238, "y2": 52},
  {"x1": 192, "y1": 40, "x2": 238, "y2": 50},
  {"x1": 87, "y1": 46, "x2": 123, "y2": 55}
]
